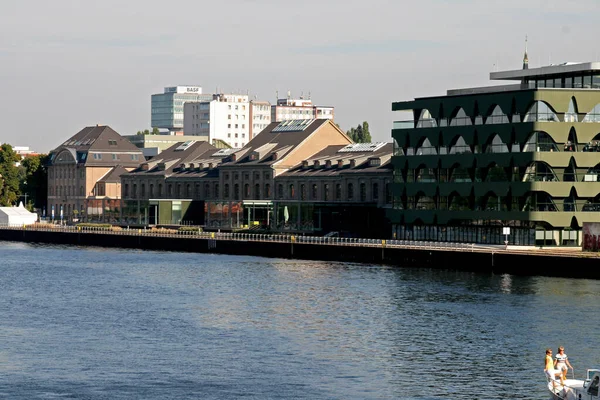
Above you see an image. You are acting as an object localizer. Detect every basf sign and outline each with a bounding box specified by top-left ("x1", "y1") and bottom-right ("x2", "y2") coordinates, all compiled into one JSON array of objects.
[{"x1": 164, "y1": 86, "x2": 202, "y2": 94}]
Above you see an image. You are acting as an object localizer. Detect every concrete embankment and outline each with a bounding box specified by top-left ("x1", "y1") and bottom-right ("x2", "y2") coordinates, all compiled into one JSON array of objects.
[{"x1": 0, "y1": 228, "x2": 598, "y2": 280}]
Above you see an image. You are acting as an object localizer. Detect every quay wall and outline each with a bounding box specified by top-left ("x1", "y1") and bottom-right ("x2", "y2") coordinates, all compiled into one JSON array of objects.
[{"x1": 0, "y1": 228, "x2": 597, "y2": 280}]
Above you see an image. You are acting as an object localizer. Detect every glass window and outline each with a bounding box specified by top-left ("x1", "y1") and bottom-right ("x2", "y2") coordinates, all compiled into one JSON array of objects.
[
  {"x1": 565, "y1": 99, "x2": 578, "y2": 123},
  {"x1": 583, "y1": 104, "x2": 600, "y2": 123},
  {"x1": 564, "y1": 76, "x2": 573, "y2": 88},
  {"x1": 554, "y1": 78, "x2": 562, "y2": 88},
  {"x1": 450, "y1": 108, "x2": 472, "y2": 126},
  {"x1": 523, "y1": 101, "x2": 559, "y2": 122}
]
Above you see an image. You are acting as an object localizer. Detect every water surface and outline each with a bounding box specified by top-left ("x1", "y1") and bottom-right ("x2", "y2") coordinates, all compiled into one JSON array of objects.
[{"x1": 0, "y1": 241, "x2": 598, "y2": 399}]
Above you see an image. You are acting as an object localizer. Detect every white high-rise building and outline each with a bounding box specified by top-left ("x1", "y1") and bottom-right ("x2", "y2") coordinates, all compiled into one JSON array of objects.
[
  {"x1": 184, "y1": 94, "x2": 255, "y2": 148},
  {"x1": 249, "y1": 100, "x2": 271, "y2": 140}
]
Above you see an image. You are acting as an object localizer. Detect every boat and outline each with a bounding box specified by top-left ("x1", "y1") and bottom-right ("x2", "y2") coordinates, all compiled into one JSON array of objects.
[{"x1": 547, "y1": 368, "x2": 600, "y2": 399}]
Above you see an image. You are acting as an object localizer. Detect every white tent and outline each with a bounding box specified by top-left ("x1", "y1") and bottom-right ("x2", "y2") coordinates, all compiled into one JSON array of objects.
[{"x1": 0, "y1": 202, "x2": 38, "y2": 226}]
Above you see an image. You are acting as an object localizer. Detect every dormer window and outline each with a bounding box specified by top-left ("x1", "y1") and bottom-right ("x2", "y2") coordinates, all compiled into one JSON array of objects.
[
  {"x1": 313, "y1": 160, "x2": 320, "y2": 168},
  {"x1": 189, "y1": 163, "x2": 195, "y2": 170},
  {"x1": 249, "y1": 153, "x2": 258, "y2": 161},
  {"x1": 198, "y1": 163, "x2": 204, "y2": 169},
  {"x1": 350, "y1": 159, "x2": 356, "y2": 167},
  {"x1": 369, "y1": 158, "x2": 381, "y2": 167},
  {"x1": 180, "y1": 163, "x2": 186, "y2": 170},
  {"x1": 325, "y1": 160, "x2": 332, "y2": 168},
  {"x1": 302, "y1": 160, "x2": 309, "y2": 169},
  {"x1": 337, "y1": 159, "x2": 344, "y2": 168}
]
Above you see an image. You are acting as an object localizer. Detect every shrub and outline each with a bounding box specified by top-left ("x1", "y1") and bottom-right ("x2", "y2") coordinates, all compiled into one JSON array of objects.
[
  {"x1": 76, "y1": 223, "x2": 112, "y2": 229},
  {"x1": 178, "y1": 226, "x2": 203, "y2": 233}
]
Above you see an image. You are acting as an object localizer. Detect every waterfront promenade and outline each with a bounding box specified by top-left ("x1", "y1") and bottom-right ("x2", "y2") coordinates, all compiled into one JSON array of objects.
[{"x1": 0, "y1": 224, "x2": 598, "y2": 279}]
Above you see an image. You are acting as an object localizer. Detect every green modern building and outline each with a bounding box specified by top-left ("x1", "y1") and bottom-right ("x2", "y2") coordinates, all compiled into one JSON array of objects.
[{"x1": 390, "y1": 54, "x2": 600, "y2": 246}]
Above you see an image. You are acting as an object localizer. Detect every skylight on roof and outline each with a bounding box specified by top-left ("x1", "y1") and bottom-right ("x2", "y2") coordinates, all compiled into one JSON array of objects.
[
  {"x1": 272, "y1": 119, "x2": 315, "y2": 133},
  {"x1": 212, "y1": 148, "x2": 238, "y2": 157},
  {"x1": 175, "y1": 140, "x2": 195, "y2": 151},
  {"x1": 338, "y1": 142, "x2": 386, "y2": 153}
]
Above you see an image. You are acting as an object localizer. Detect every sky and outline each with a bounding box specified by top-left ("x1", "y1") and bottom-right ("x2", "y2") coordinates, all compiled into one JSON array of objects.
[{"x1": 1, "y1": 0, "x2": 599, "y2": 154}]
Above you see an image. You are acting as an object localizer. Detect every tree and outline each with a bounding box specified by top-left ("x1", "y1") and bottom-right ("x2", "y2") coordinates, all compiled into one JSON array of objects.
[
  {"x1": 346, "y1": 121, "x2": 372, "y2": 143},
  {"x1": 362, "y1": 121, "x2": 372, "y2": 143},
  {"x1": 151, "y1": 127, "x2": 160, "y2": 135},
  {"x1": 20, "y1": 154, "x2": 48, "y2": 211},
  {"x1": 0, "y1": 144, "x2": 22, "y2": 206},
  {"x1": 136, "y1": 129, "x2": 151, "y2": 135}
]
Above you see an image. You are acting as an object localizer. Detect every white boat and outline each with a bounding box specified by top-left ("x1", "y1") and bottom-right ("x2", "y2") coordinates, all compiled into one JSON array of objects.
[{"x1": 547, "y1": 368, "x2": 600, "y2": 399}]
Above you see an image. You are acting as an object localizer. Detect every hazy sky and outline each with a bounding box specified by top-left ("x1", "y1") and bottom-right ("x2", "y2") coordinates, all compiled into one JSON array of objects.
[{"x1": 2, "y1": 0, "x2": 599, "y2": 153}]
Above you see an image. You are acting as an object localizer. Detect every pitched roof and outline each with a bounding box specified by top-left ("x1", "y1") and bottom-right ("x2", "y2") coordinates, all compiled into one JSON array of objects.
[
  {"x1": 126, "y1": 140, "x2": 223, "y2": 177},
  {"x1": 220, "y1": 119, "x2": 332, "y2": 167},
  {"x1": 279, "y1": 142, "x2": 393, "y2": 178},
  {"x1": 50, "y1": 125, "x2": 145, "y2": 167},
  {"x1": 98, "y1": 165, "x2": 130, "y2": 183},
  {"x1": 56, "y1": 125, "x2": 140, "y2": 152}
]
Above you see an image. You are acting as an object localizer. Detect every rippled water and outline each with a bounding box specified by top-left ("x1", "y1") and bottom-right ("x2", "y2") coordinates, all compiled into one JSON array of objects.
[{"x1": 0, "y1": 241, "x2": 598, "y2": 399}]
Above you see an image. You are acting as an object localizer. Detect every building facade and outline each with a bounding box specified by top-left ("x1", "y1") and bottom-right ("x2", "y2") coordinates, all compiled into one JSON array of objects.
[
  {"x1": 121, "y1": 119, "x2": 393, "y2": 237},
  {"x1": 275, "y1": 142, "x2": 392, "y2": 237},
  {"x1": 120, "y1": 140, "x2": 227, "y2": 225},
  {"x1": 249, "y1": 100, "x2": 272, "y2": 140},
  {"x1": 271, "y1": 95, "x2": 334, "y2": 122},
  {"x1": 151, "y1": 86, "x2": 213, "y2": 133},
  {"x1": 390, "y1": 59, "x2": 600, "y2": 246},
  {"x1": 183, "y1": 94, "x2": 251, "y2": 148},
  {"x1": 47, "y1": 125, "x2": 145, "y2": 223}
]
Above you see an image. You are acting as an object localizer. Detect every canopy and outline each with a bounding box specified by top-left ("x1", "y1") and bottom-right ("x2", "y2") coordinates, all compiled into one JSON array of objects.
[{"x1": 0, "y1": 203, "x2": 38, "y2": 226}]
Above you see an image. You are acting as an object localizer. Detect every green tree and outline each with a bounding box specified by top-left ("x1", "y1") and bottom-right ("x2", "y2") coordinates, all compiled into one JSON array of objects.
[
  {"x1": 0, "y1": 144, "x2": 22, "y2": 206},
  {"x1": 361, "y1": 121, "x2": 372, "y2": 143},
  {"x1": 136, "y1": 129, "x2": 152, "y2": 135},
  {"x1": 151, "y1": 127, "x2": 160, "y2": 135},
  {"x1": 346, "y1": 121, "x2": 372, "y2": 143},
  {"x1": 20, "y1": 154, "x2": 48, "y2": 211}
]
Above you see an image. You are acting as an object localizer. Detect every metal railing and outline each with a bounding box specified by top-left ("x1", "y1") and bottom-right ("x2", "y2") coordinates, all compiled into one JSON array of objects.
[{"x1": 0, "y1": 223, "x2": 489, "y2": 252}]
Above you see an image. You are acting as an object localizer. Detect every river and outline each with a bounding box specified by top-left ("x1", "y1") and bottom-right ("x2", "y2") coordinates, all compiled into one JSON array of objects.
[{"x1": 0, "y1": 241, "x2": 598, "y2": 399}]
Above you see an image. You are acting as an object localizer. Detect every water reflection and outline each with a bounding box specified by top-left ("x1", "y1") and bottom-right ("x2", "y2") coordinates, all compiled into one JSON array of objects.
[{"x1": 0, "y1": 241, "x2": 598, "y2": 399}]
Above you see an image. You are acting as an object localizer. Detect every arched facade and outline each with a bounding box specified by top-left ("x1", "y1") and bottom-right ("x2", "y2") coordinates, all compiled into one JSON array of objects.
[{"x1": 391, "y1": 68, "x2": 600, "y2": 246}]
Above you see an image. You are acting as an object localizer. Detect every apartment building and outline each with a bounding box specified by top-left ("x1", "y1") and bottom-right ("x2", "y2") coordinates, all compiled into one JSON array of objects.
[
  {"x1": 183, "y1": 94, "x2": 251, "y2": 148},
  {"x1": 271, "y1": 94, "x2": 334, "y2": 122}
]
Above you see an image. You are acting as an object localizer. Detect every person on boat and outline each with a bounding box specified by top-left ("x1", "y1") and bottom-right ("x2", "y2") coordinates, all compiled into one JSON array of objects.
[
  {"x1": 554, "y1": 346, "x2": 573, "y2": 381},
  {"x1": 545, "y1": 348, "x2": 564, "y2": 389}
]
